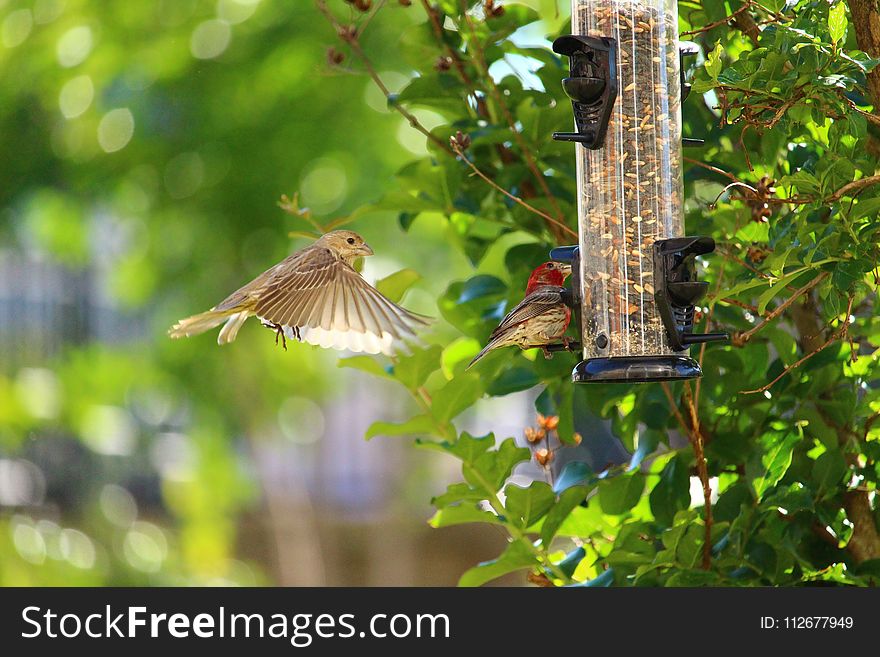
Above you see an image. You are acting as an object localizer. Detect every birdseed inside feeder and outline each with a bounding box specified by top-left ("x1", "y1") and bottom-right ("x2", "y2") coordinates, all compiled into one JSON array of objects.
[{"x1": 551, "y1": 0, "x2": 727, "y2": 383}]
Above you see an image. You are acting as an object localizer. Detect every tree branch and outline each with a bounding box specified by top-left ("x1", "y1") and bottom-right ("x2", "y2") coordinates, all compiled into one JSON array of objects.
[
  {"x1": 683, "y1": 382, "x2": 713, "y2": 570},
  {"x1": 731, "y1": 272, "x2": 829, "y2": 347},
  {"x1": 457, "y1": 1, "x2": 569, "y2": 243},
  {"x1": 316, "y1": 0, "x2": 452, "y2": 154},
  {"x1": 450, "y1": 140, "x2": 577, "y2": 238},
  {"x1": 741, "y1": 296, "x2": 854, "y2": 395},
  {"x1": 827, "y1": 174, "x2": 880, "y2": 202}
]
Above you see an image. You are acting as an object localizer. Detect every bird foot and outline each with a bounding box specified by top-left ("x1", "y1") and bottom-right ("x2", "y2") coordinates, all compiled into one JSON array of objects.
[
  {"x1": 542, "y1": 346, "x2": 554, "y2": 360},
  {"x1": 270, "y1": 323, "x2": 287, "y2": 351},
  {"x1": 562, "y1": 336, "x2": 572, "y2": 351}
]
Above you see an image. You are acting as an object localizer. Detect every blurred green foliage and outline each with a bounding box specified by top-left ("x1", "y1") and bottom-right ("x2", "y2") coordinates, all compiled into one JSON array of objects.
[{"x1": 0, "y1": 0, "x2": 475, "y2": 585}]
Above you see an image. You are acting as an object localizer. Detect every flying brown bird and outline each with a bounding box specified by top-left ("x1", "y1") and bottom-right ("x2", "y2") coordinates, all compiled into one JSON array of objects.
[{"x1": 169, "y1": 230, "x2": 428, "y2": 355}]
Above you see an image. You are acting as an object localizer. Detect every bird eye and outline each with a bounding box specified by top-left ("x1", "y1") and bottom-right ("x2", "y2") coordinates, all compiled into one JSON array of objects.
[
  {"x1": 547, "y1": 263, "x2": 555, "y2": 269},
  {"x1": 347, "y1": 237, "x2": 356, "y2": 244}
]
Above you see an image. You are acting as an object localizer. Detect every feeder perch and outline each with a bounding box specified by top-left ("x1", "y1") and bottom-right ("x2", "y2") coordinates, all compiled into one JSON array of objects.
[{"x1": 552, "y1": 0, "x2": 727, "y2": 383}]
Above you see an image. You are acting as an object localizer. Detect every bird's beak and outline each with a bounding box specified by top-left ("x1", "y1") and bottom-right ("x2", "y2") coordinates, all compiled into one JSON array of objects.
[
  {"x1": 359, "y1": 243, "x2": 374, "y2": 256},
  {"x1": 558, "y1": 263, "x2": 573, "y2": 278}
]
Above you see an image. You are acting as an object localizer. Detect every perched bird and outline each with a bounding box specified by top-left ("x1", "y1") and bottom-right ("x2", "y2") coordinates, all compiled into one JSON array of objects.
[
  {"x1": 169, "y1": 230, "x2": 428, "y2": 355},
  {"x1": 467, "y1": 261, "x2": 573, "y2": 369}
]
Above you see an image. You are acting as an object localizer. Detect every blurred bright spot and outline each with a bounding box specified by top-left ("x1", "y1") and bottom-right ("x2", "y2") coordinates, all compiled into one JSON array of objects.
[
  {"x1": 128, "y1": 388, "x2": 172, "y2": 426},
  {"x1": 123, "y1": 522, "x2": 168, "y2": 573},
  {"x1": 0, "y1": 459, "x2": 46, "y2": 507},
  {"x1": 97, "y1": 108, "x2": 134, "y2": 153},
  {"x1": 15, "y1": 367, "x2": 61, "y2": 420},
  {"x1": 299, "y1": 158, "x2": 347, "y2": 214},
  {"x1": 33, "y1": 0, "x2": 66, "y2": 25},
  {"x1": 363, "y1": 72, "x2": 409, "y2": 113},
  {"x1": 164, "y1": 151, "x2": 205, "y2": 199},
  {"x1": 190, "y1": 19, "x2": 230, "y2": 59},
  {"x1": 12, "y1": 518, "x2": 46, "y2": 565},
  {"x1": 80, "y1": 405, "x2": 137, "y2": 456},
  {"x1": 58, "y1": 74, "x2": 94, "y2": 119},
  {"x1": 59, "y1": 528, "x2": 96, "y2": 569},
  {"x1": 199, "y1": 141, "x2": 232, "y2": 187},
  {"x1": 50, "y1": 119, "x2": 90, "y2": 160},
  {"x1": 217, "y1": 0, "x2": 261, "y2": 25},
  {"x1": 36, "y1": 519, "x2": 63, "y2": 560},
  {"x1": 151, "y1": 432, "x2": 195, "y2": 480},
  {"x1": 689, "y1": 476, "x2": 719, "y2": 507},
  {"x1": 2, "y1": 9, "x2": 32, "y2": 48},
  {"x1": 278, "y1": 397, "x2": 325, "y2": 444},
  {"x1": 99, "y1": 484, "x2": 137, "y2": 527},
  {"x1": 397, "y1": 110, "x2": 445, "y2": 155},
  {"x1": 56, "y1": 25, "x2": 93, "y2": 67}
]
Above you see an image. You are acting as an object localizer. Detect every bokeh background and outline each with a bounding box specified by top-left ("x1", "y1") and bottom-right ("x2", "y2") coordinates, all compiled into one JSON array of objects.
[{"x1": 0, "y1": 0, "x2": 611, "y2": 585}]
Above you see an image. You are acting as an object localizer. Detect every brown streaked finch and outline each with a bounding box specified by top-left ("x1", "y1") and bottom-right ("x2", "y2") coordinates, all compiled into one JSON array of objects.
[
  {"x1": 467, "y1": 261, "x2": 572, "y2": 369},
  {"x1": 168, "y1": 230, "x2": 429, "y2": 355}
]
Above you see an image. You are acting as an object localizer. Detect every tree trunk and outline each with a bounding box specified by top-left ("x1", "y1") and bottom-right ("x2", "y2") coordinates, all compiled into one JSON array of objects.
[
  {"x1": 790, "y1": 293, "x2": 880, "y2": 563},
  {"x1": 848, "y1": 1, "x2": 880, "y2": 109}
]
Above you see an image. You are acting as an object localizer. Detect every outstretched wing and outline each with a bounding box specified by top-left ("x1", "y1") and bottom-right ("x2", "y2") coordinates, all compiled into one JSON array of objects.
[{"x1": 252, "y1": 246, "x2": 429, "y2": 354}]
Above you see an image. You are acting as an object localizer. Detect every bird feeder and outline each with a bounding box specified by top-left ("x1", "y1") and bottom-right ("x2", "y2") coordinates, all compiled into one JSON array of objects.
[{"x1": 551, "y1": 0, "x2": 726, "y2": 383}]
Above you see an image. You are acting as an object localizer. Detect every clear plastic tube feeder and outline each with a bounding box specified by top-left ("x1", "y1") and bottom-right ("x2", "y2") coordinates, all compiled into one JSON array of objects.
[{"x1": 550, "y1": 0, "x2": 727, "y2": 383}]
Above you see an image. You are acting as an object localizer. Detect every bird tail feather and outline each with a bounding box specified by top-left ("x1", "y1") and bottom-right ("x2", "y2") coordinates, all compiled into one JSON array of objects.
[
  {"x1": 168, "y1": 309, "x2": 244, "y2": 341},
  {"x1": 466, "y1": 340, "x2": 500, "y2": 370},
  {"x1": 217, "y1": 311, "x2": 250, "y2": 345}
]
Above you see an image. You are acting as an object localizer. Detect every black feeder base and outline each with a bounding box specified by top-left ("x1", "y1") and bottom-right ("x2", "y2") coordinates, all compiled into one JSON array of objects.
[{"x1": 573, "y1": 355, "x2": 702, "y2": 383}]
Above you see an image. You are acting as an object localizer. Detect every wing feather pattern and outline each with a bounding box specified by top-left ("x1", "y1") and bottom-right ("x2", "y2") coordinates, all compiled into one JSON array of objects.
[{"x1": 253, "y1": 246, "x2": 428, "y2": 355}]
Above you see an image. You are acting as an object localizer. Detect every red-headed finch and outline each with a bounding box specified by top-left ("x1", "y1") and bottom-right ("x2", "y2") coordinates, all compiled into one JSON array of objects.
[
  {"x1": 169, "y1": 230, "x2": 428, "y2": 355},
  {"x1": 467, "y1": 261, "x2": 572, "y2": 369}
]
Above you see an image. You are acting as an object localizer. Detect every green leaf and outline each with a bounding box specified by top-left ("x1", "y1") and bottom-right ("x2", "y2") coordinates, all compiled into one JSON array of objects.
[
  {"x1": 338, "y1": 355, "x2": 392, "y2": 379},
  {"x1": 599, "y1": 472, "x2": 646, "y2": 515},
  {"x1": 666, "y1": 569, "x2": 722, "y2": 587},
  {"x1": 442, "y1": 431, "x2": 494, "y2": 463},
  {"x1": 441, "y1": 337, "x2": 481, "y2": 378},
  {"x1": 756, "y1": 271, "x2": 812, "y2": 315},
  {"x1": 812, "y1": 449, "x2": 848, "y2": 498},
  {"x1": 432, "y1": 482, "x2": 484, "y2": 508},
  {"x1": 429, "y1": 504, "x2": 501, "y2": 528},
  {"x1": 568, "y1": 568, "x2": 615, "y2": 587},
  {"x1": 829, "y1": 2, "x2": 847, "y2": 45},
  {"x1": 779, "y1": 170, "x2": 821, "y2": 195},
  {"x1": 554, "y1": 546, "x2": 586, "y2": 578},
  {"x1": 458, "y1": 540, "x2": 536, "y2": 587},
  {"x1": 554, "y1": 461, "x2": 592, "y2": 494},
  {"x1": 541, "y1": 486, "x2": 589, "y2": 545},
  {"x1": 375, "y1": 268, "x2": 421, "y2": 303},
  {"x1": 394, "y1": 345, "x2": 442, "y2": 390},
  {"x1": 365, "y1": 415, "x2": 435, "y2": 440},
  {"x1": 437, "y1": 434, "x2": 530, "y2": 495},
  {"x1": 504, "y1": 481, "x2": 555, "y2": 529},
  {"x1": 705, "y1": 42, "x2": 724, "y2": 79},
  {"x1": 649, "y1": 453, "x2": 691, "y2": 527},
  {"x1": 750, "y1": 431, "x2": 800, "y2": 499},
  {"x1": 456, "y1": 275, "x2": 507, "y2": 303},
  {"x1": 431, "y1": 373, "x2": 484, "y2": 423},
  {"x1": 486, "y1": 366, "x2": 540, "y2": 396}
]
